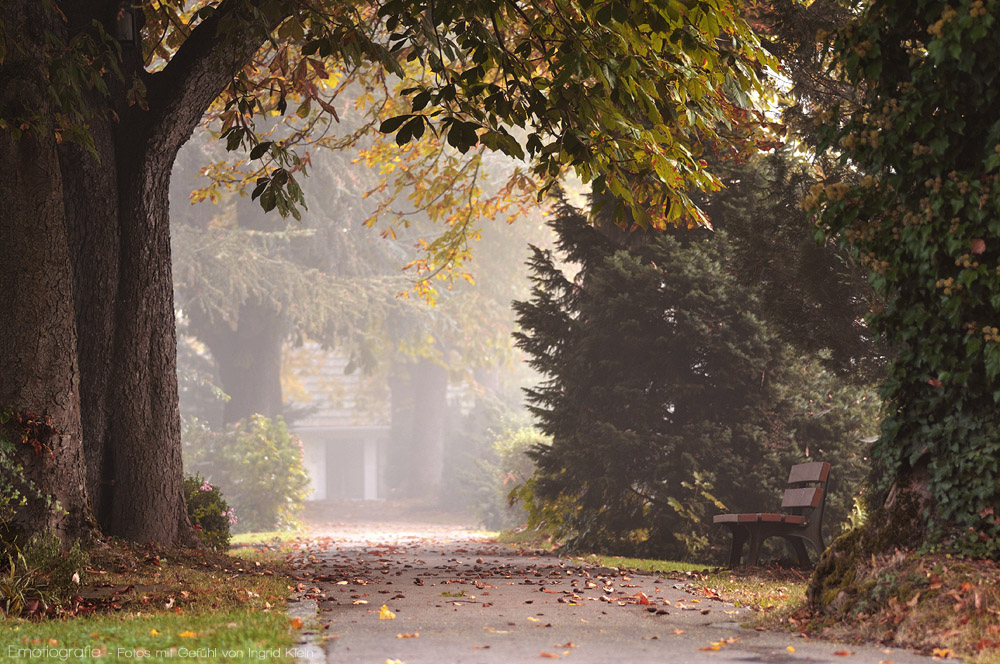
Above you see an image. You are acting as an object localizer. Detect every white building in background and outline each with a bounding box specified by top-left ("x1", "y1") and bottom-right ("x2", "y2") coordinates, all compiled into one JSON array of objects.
[{"x1": 284, "y1": 344, "x2": 390, "y2": 501}]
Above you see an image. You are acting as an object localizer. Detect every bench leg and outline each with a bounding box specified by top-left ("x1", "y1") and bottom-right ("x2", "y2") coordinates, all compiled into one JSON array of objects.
[
  {"x1": 727, "y1": 527, "x2": 748, "y2": 568},
  {"x1": 747, "y1": 530, "x2": 763, "y2": 566},
  {"x1": 784, "y1": 536, "x2": 810, "y2": 566}
]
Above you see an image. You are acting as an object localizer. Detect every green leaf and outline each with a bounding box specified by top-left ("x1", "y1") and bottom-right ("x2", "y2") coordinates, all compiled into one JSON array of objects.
[
  {"x1": 249, "y1": 141, "x2": 272, "y2": 160},
  {"x1": 379, "y1": 115, "x2": 410, "y2": 134}
]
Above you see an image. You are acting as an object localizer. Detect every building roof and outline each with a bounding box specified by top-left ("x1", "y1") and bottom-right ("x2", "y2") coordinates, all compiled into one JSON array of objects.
[{"x1": 284, "y1": 343, "x2": 391, "y2": 430}]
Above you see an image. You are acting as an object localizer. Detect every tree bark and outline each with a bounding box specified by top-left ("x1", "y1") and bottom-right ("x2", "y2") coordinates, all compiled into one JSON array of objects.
[
  {"x1": 0, "y1": 1, "x2": 92, "y2": 544},
  {"x1": 61, "y1": 116, "x2": 121, "y2": 533},
  {"x1": 1, "y1": 0, "x2": 280, "y2": 546}
]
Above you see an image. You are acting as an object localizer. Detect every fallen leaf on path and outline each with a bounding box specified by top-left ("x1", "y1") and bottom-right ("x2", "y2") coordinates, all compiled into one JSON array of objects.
[
  {"x1": 932, "y1": 648, "x2": 953, "y2": 658},
  {"x1": 698, "y1": 641, "x2": 728, "y2": 651},
  {"x1": 786, "y1": 646, "x2": 795, "y2": 653},
  {"x1": 379, "y1": 605, "x2": 396, "y2": 620},
  {"x1": 673, "y1": 629, "x2": 684, "y2": 635},
  {"x1": 290, "y1": 617, "x2": 304, "y2": 629},
  {"x1": 396, "y1": 633, "x2": 419, "y2": 639},
  {"x1": 384, "y1": 659, "x2": 405, "y2": 664},
  {"x1": 555, "y1": 642, "x2": 577, "y2": 648},
  {"x1": 526, "y1": 616, "x2": 541, "y2": 622},
  {"x1": 540, "y1": 652, "x2": 559, "y2": 658},
  {"x1": 832, "y1": 651, "x2": 854, "y2": 657}
]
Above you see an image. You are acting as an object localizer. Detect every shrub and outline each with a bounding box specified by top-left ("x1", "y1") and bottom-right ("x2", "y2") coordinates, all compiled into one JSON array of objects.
[
  {"x1": 184, "y1": 474, "x2": 234, "y2": 550},
  {"x1": 0, "y1": 407, "x2": 59, "y2": 542},
  {"x1": 0, "y1": 535, "x2": 88, "y2": 617},
  {"x1": 20, "y1": 533, "x2": 88, "y2": 594},
  {"x1": 0, "y1": 550, "x2": 46, "y2": 617},
  {"x1": 475, "y1": 425, "x2": 549, "y2": 531},
  {"x1": 183, "y1": 415, "x2": 310, "y2": 533}
]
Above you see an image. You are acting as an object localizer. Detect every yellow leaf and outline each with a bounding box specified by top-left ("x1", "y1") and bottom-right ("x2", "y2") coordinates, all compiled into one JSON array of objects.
[
  {"x1": 396, "y1": 633, "x2": 419, "y2": 639},
  {"x1": 526, "y1": 616, "x2": 541, "y2": 622},
  {"x1": 932, "y1": 648, "x2": 953, "y2": 659},
  {"x1": 150, "y1": 630, "x2": 159, "y2": 637},
  {"x1": 540, "y1": 652, "x2": 559, "y2": 659},
  {"x1": 385, "y1": 660, "x2": 406, "y2": 664},
  {"x1": 379, "y1": 605, "x2": 396, "y2": 620},
  {"x1": 290, "y1": 617, "x2": 304, "y2": 629},
  {"x1": 786, "y1": 646, "x2": 796, "y2": 653},
  {"x1": 178, "y1": 631, "x2": 197, "y2": 638}
]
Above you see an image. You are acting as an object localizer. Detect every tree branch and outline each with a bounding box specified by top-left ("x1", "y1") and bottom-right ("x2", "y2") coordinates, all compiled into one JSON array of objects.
[{"x1": 138, "y1": 0, "x2": 290, "y2": 161}]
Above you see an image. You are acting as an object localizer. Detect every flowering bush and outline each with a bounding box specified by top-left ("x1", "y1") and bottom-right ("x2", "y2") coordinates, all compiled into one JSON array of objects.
[
  {"x1": 183, "y1": 415, "x2": 310, "y2": 533},
  {"x1": 184, "y1": 474, "x2": 234, "y2": 550}
]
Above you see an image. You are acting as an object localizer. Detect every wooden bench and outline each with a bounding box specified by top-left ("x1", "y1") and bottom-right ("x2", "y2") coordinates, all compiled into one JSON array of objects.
[{"x1": 713, "y1": 461, "x2": 830, "y2": 568}]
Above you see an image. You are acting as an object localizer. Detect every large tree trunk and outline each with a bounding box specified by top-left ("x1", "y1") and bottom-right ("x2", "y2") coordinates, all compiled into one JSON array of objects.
[
  {"x1": 95, "y1": 116, "x2": 193, "y2": 544},
  {"x1": 1, "y1": 0, "x2": 275, "y2": 546},
  {"x1": 61, "y1": 116, "x2": 121, "y2": 534},
  {"x1": 0, "y1": 2, "x2": 92, "y2": 544},
  {"x1": 807, "y1": 464, "x2": 932, "y2": 615}
]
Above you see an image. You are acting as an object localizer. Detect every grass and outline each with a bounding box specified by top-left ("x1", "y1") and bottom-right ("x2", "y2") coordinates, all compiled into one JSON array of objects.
[
  {"x1": 0, "y1": 538, "x2": 301, "y2": 663},
  {"x1": 576, "y1": 553, "x2": 808, "y2": 614},
  {"x1": 495, "y1": 529, "x2": 808, "y2": 614},
  {"x1": 230, "y1": 529, "x2": 302, "y2": 547},
  {"x1": 0, "y1": 609, "x2": 293, "y2": 663}
]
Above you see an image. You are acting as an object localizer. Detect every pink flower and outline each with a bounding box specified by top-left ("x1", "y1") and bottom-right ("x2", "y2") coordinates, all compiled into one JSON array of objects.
[{"x1": 199, "y1": 480, "x2": 212, "y2": 492}]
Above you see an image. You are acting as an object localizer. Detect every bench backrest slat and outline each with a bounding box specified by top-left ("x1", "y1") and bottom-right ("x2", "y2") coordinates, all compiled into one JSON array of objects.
[
  {"x1": 781, "y1": 487, "x2": 824, "y2": 509},
  {"x1": 786, "y1": 461, "x2": 830, "y2": 484}
]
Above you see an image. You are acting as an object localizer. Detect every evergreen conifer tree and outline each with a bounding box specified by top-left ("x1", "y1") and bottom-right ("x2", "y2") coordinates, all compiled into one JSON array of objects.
[{"x1": 514, "y1": 184, "x2": 880, "y2": 560}]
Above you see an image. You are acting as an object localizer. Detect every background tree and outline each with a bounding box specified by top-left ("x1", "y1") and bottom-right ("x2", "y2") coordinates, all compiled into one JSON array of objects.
[
  {"x1": 0, "y1": 0, "x2": 772, "y2": 546},
  {"x1": 172, "y1": 132, "x2": 413, "y2": 426},
  {"x1": 805, "y1": 0, "x2": 1000, "y2": 606},
  {"x1": 706, "y1": 151, "x2": 884, "y2": 383},
  {"x1": 513, "y1": 194, "x2": 879, "y2": 561}
]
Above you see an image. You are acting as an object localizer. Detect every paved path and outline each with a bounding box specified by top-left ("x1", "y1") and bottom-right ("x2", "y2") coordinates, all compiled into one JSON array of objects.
[{"x1": 291, "y1": 505, "x2": 935, "y2": 664}]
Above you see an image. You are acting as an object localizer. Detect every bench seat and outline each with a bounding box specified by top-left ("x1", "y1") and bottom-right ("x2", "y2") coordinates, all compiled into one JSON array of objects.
[
  {"x1": 713, "y1": 513, "x2": 806, "y2": 525},
  {"x1": 713, "y1": 461, "x2": 830, "y2": 568}
]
